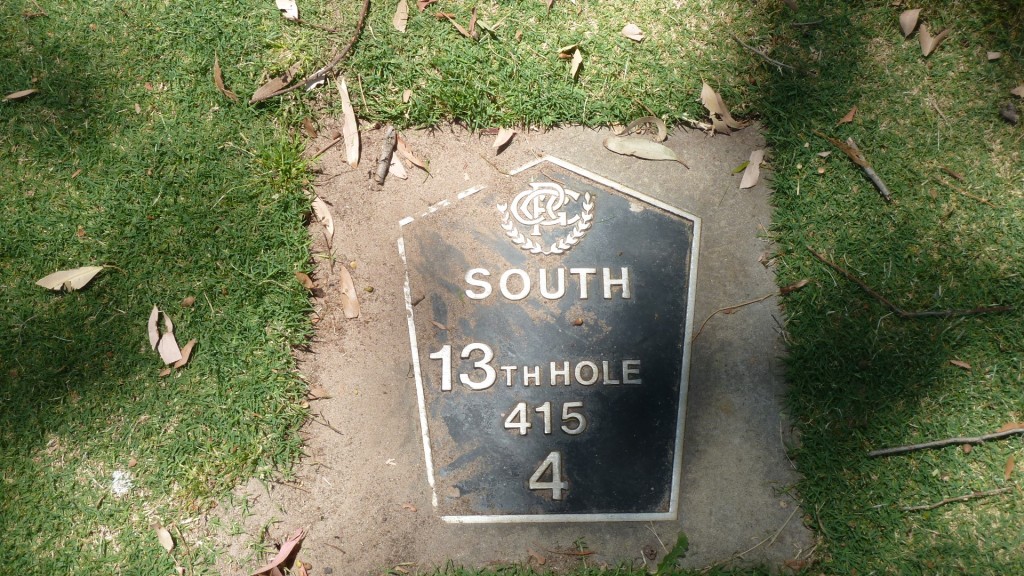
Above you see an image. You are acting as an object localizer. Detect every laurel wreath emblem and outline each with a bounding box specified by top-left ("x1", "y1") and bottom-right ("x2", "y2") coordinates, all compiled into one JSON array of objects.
[{"x1": 498, "y1": 192, "x2": 594, "y2": 255}]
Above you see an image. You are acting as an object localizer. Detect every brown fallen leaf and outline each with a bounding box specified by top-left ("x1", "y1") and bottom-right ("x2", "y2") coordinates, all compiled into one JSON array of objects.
[
  {"x1": 159, "y1": 367, "x2": 172, "y2": 378},
  {"x1": 700, "y1": 82, "x2": 745, "y2": 135},
  {"x1": 337, "y1": 78, "x2": 360, "y2": 168},
  {"x1": 402, "y1": 503, "x2": 417, "y2": 512},
  {"x1": 36, "y1": 265, "x2": 105, "y2": 292},
  {"x1": 621, "y1": 23, "x2": 644, "y2": 42},
  {"x1": 493, "y1": 127, "x2": 515, "y2": 152},
  {"x1": 396, "y1": 133, "x2": 426, "y2": 170},
  {"x1": 435, "y1": 12, "x2": 473, "y2": 39},
  {"x1": 181, "y1": 296, "x2": 195, "y2": 308},
  {"x1": 545, "y1": 0, "x2": 553, "y2": 12},
  {"x1": 148, "y1": 305, "x2": 161, "y2": 349},
  {"x1": 156, "y1": 526, "x2": 174, "y2": 552},
  {"x1": 158, "y1": 331, "x2": 182, "y2": 365},
  {"x1": 962, "y1": 443, "x2": 972, "y2": 454},
  {"x1": 899, "y1": 9, "x2": 921, "y2": 38},
  {"x1": 338, "y1": 266, "x2": 360, "y2": 319},
  {"x1": 390, "y1": 156, "x2": 408, "y2": 179},
  {"x1": 739, "y1": 149, "x2": 764, "y2": 189},
  {"x1": 469, "y1": 6, "x2": 477, "y2": 38},
  {"x1": 311, "y1": 196, "x2": 334, "y2": 247},
  {"x1": 302, "y1": 117, "x2": 318, "y2": 138},
  {"x1": 430, "y1": 320, "x2": 448, "y2": 331},
  {"x1": 4, "y1": 88, "x2": 39, "y2": 102},
  {"x1": 569, "y1": 48, "x2": 583, "y2": 79},
  {"x1": 308, "y1": 386, "x2": 331, "y2": 399},
  {"x1": 1011, "y1": 85, "x2": 1024, "y2": 98},
  {"x1": 393, "y1": 0, "x2": 409, "y2": 32},
  {"x1": 780, "y1": 278, "x2": 810, "y2": 295},
  {"x1": 173, "y1": 339, "x2": 197, "y2": 369},
  {"x1": 528, "y1": 549, "x2": 547, "y2": 565},
  {"x1": 996, "y1": 422, "x2": 1024, "y2": 433},
  {"x1": 919, "y1": 23, "x2": 949, "y2": 57},
  {"x1": 250, "y1": 528, "x2": 305, "y2": 576},
  {"x1": 949, "y1": 359, "x2": 971, "y2": 371},
  {"x1": 402, "y1": 89, "x2": 413, "y2": 103},
  {"x1": 417, "y1": 0, "x2": 436, "y2": 10},
  {"x1": 213, "y1": 56, "x2": 239, "y2": 102},
  {"x1": 987, "y1": 51, "x2": 1002, "y2": 61},
  {"x1": 1006, "y1": 455, "x2": 1016, "y2": 481},
  {"x1": 250, "y1": 62, "x2": 301, "y2": 104},
  {"x1": 603, "y1": 135, "x2": 686, "y2": 165},
  {"x1": 837, "y1": 105, "x2": 857, "y2": 125},
  {"x1": 295, "y1": 271, "x2": 315, "y2": 290}
]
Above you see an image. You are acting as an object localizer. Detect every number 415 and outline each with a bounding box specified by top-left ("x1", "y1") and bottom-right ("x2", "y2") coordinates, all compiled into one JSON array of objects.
[{"x1": 504, "y1": 401, "x2": 587, "y2": 436}]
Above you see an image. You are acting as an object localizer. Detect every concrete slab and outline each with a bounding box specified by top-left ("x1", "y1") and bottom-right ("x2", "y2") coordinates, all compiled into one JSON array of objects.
[{"x1": 209, "y1": 125, "x2": 814, "y2": 574}]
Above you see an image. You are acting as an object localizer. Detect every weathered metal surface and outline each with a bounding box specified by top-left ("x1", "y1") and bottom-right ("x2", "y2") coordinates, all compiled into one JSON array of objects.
[{"x1": 398, "y1": 157, "x2": 700, "y2": 522}]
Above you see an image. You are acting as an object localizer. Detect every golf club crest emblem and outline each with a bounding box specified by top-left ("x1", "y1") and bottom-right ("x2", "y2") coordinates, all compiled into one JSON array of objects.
[{"x1": 498, "y1": 182, "x2": 594, "y2": 255}]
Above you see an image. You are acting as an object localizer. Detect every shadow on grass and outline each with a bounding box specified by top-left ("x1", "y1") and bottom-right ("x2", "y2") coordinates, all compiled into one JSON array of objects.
[{"x1": 751, "y1": 1, "x2": 1024, "y2": 572}]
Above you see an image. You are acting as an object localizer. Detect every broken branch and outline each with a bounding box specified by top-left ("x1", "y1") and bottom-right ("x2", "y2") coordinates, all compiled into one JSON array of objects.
[
  {"x1": 813, "y1": 131, "x2": 891, "y2": 201},
  {"x1": 901, "y1": 488, "x2": 1012, "y2": 512},
  {"x1": 692, "y1": 292, "x2": 776, "y2": 342},
  {"x1": 374, "y1": 125, "x2": 397, "y2": 185},
  {"x1": 731, "y1": 34, "x2": 795, "y2": 71},
  {"x1": 935, "y1": 176, "x2": 995, "y2": 207},
  {"x1": 868, "y1": 426, "x2": 1024, "y2": 458},
  {"x1": 807, "y1": 247, "x2": 1012, "y2": 319}
]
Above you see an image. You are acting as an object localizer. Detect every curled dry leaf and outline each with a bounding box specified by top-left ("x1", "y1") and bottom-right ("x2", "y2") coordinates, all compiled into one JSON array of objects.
[
  {"x1": 156, "y1": 526, "x2": 175, "y2": 552},
  {"x1": 402, "y1": 502, "x2": 417, "y2": 512},
  {"x1": 158, "y1": 331, "x2": 182, "y2": 365},
  {"x1": 302, "y1": 117, "x2": 318, "y2": 138},
  {"x1": 623, "y1": 116, "x2": 667, "y2": 141},
  {"x1": 397, "y1": 133, "x2": 426, "y2": 169},
  {"x1": 417, "y1": 0, "x2": 436, "y2": 11},
  {"x1": 338, "y1": 78, "x2": 360, "y2": 168},
  {"x1": 295, "y1": 271, "x2": 315, "y2": 290},
  {"x1": 148, "y1": 305, "x2": 160, "y2": 349},
  {"x1": 213, "y1": 56, "x2": 239, "y2": 102},
  {"x1": 1005, "y1": 455, "x2": 1016, "y2": 481},
  {"x1": 603, "y1": 135, "x2": 686, "y2": 166},
  {"x1": 311, "y1": 196, "x2": 334, "y2": 247},
  {"x1": 393, "y1": 0, "x2": 409, "y2": 32},
  {"x1": 390, "y1": 155, "x2": 409, "y2": 179},
  {"x1": 469, "y1": 6, "x2": 477, "y2": 38},
  {"x1": 338, "y1": 266, "x2": 360, "y2": 319},
  {"x1": 949, "y1": 359, "x2": 972, "y2": 371},
  {"x1": 36, "y1": 265, "x2": 104, "y2": 291},
  {"x1": 493, "y1": 128, "x2": 515, "y2": 152},
  {"x1": 899, "y1": 9, "x2": 921, "y2": 38},
  {"x1": 402, "y1": 89, "x2": 413, "y2": 103},
  {"x1": 250, "y1": 62, "x2": 301, "y2": 104},
  {"x1": 570, "y1": 48, "x2": 583, "y2": 79},
  {"x1": 739, "y1": 149, "x2": 764, "y2": 189},
  {"x1": 173, "y1": 339, "x2": 196, "y2": 369},
  {"x1": 250, "y1": 528, "x2": 306, "y2": 576},
  {"x1": 780, "y1": 278, "x2": 810, "y2": 296},
  {"x1": 4, "y1": 88, "x2": 39, "y2": 102},
  {"x1": 919, "y1": 23, "x2": 949, "y2": 57},
  {"x1": 621, "y1": 23, "x2": 644, "y2": 42},
  {"x1": 700, "y1": 82, "x2": 745, "y2": 135},
  {"x1": 276, "y1": 0, "x2": 299, "y2": 21},
  {"x1": 181, "y1": 295, "x2": 195, "y2": 308},
  {"x1": 837, "y1": 105, "x2": 857, "y2": 126}
]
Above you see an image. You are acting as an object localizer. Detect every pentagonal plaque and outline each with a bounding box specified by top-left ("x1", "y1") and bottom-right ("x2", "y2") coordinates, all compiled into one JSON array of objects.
[{"x1": 398, "y1": 156, "x2": 700, "y2": 522}]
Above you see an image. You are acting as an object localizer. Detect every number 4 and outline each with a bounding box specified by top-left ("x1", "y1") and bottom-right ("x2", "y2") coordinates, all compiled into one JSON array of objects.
[{"x1": 529, "y1": 451, "x2": 568, "y2": 500}]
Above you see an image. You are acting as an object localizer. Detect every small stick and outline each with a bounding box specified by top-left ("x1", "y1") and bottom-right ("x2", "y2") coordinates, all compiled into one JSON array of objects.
[
  {"x1": 901, "y1": 487, "x2": 1012, "y2": 512},
  {"x1": 790, "y1": 20, "x2": 823, "y2": 27},
  {"x1": 374, "y1": 125, "x2": 397, "y2": 185},
  {"x1": 692, "y1": 292, "x2": 776, "y2": 342},
  {"x1": 935, "y1": 176, "x2": 995, "y2": 207},
  {"x1": 310, "y1": 136, "x2": 343, "y2": 159},
  {"x1": 868, "y1": 427, "x2": 1024, "y2": 457},
  {"x1": 807, "y1": 247, "x2": 1012, "y2": 319},
  {"x1": 731, "y1": 34, "x2": 795, "y2": 71},
  {"x1": 939, "y1": 165, "x2": 965, "y2": 181},
  {"x1": 813, "y1": 130, "x2": 891, "y2": 202}
]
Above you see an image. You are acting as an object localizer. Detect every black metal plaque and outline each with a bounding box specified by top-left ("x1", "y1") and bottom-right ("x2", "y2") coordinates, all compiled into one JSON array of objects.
[{"x1": 398, "y1": 157, "x2": 699, "y2": 522}]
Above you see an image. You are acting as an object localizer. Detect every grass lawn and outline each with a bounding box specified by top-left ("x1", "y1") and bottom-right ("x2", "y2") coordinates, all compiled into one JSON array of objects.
[{"x1": 3, "y1": 0, "x2": 1023, "y2": 574}]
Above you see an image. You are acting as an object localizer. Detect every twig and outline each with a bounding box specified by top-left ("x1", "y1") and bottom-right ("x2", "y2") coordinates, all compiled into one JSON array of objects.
[
  {"x1": 935, "y1": 176, "x2": 995, "y2": 207},
  {"x1": 269, "y1": 0, "x2": 371, "y2": 99},
  {"x1": 731, "y1": 34, "x2": 795, "y2": 71},
  {"x1": 939, "y1": 165, "x2": 965, "y2": 181},
  {"x1": 310, "y1": 136, "x2": 343, "y2": 159},
  {"x1": 692, "y1": 292, "x2": 776, "y2": 342},
  {"x1": 807, "y1": 246, "x2": 1013, "y2": 319},
  {"x1": 813, "y1": 130, "x2": 891, "y2": 202},
  {"x1": 309, "y1": 413, "x2": 344, "y2": 435},
  {"x1": 374, "y1": 125, "x2": 397, "y2": 185},
  {"x1": 545, "y1": 549, "x2": 595, "y2": 557},
  {"x1": 789, "y1": 20, "x2": 823, "y2": 27},
  {"x1": 901, "y1": 488, "x2": 1012, "y2": 512},
  {"x1": 868, "y1": 427, "x2": 1024, "y2": 457}
]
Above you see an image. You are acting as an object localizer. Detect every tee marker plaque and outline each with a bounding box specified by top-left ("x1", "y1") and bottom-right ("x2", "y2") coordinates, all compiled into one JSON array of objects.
[{"x1": 398, "y1": 157, "x2": 700, "y2": 523}]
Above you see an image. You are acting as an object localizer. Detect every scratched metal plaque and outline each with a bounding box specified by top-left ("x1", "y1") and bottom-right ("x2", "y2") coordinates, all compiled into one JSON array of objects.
[{"x1": 398, "y1": 157, "x2": 700, "y2": 523}]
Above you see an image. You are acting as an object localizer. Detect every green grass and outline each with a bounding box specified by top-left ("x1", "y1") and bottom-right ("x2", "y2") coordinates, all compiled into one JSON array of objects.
[{"x1": 3, "y1": 0, "x2": 1024, "y2": 574}]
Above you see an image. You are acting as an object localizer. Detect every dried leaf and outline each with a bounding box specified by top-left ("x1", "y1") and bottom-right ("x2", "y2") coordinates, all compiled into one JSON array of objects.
[
  {"x1": 780, "y1": 278, "x2": 810, "y2": 296},
  {"x1": 159, "y1": 367, "x2": 172, "y2": 377},
  {"x1": 402, "y1": 503, "x2": 417, "y2": 512},
  {"x1": 311, "y1": 196, "x2": 334, "y2": 246},
  {"x1": 436, "y1": 13, "x2": 473, "y2": 39},
  {"x1": 181, "y1": 296, "x2": 195, "y2": 308},
  {"x1": 156, "y1": 526, "x2": 174, "y2": 552},
  {"x1": 545, "y1": 0, "x2": 553, "y2": 12},
  {"x1": 213, "y1": 56, "x2": 238, "y2": 102},
  {"x1": 469, "y1": 6, "x2": 477, "y2": 38},
  {"x1": 739, "y1": 149, "x2": 764, "y2": 189},
  {"x1": 393, "y1": 0, "x2": 409, "y2": 32},
  {"x1": 569, "y1": 48, "x2": 583, "y2": 79},
  {"x1": 250, "y1": 529, "x2": 305, "y2": 576},
  {"x1": 148, "y1": 305, "x2": 160, "y2": 349},
  {"x1": 250, "y1": 62, "x2": 301, "y2": 104},
  {"x1": 173, "y1": 339, "x2": 196, "y2": 369},
  {"x1": 417, "y1": 0, "x2": 436, "y2": 10},
  {"x1": 493, "y1": 128, "x2": 515, "y2": 151},
  {"x1": 700, "y1": 82, "x2": 745, "y2": 134},
  {"x1": 338, "y1": 266, "x2": 360, "y2": 319},
  {"x1": 899, "y1": 9, "x2": 920, "y2": 38},
  {"x1": 603, "y1": 135, "x2": 686, "y2": 165},
  {"x1": 4, "y1": 88, "x2": 39, "y2": 102},
  {"x1": 961, "y1": 443, "x2": 972, "y2": 454},
  {"x1": 919, "y1": 24, "x2": 949, "y2": 57},
  {"x1": 621, "y1": 23, "x2": 644, "y2": 42},
  {"x1": 837, "y1": 105, "x2": 857, "y2": 125},
  {"x1": 163, "y1": 310, "x2": 174, "y2": 335},
  {"x1": 158, "y1": 332, "x2": 182, "y2": 365},
  {"x1": 389, "y1": 156, "x2": 408, "y2": 179},
  {"x1": 431, "y1": 320, "x2": 448, "y2": 331},
  {"x1": 1006, "y1": 455, "x2": 1016, "y2": 481},
  {"x1": 276, "y1": 0, "x2": 299, "y2": 21},
  {"x1": 36, "y1": 265, "x2": 104, "y2": 291},
  {"x1": 528, "y1": 549, "x2": 547, "y2": 565},
  {"x1": 338, "y1": 78, "x2": 360, "y2": 168},
  {"x1": 402, "y1": 89, "x2": 413, "y2": 103},
  {"x1": 302, "y1": 117, "x2": 318, "y2": 138},
  {"x1": 396, "y1": 133, "x2": 426, "y2": 169},
  {"x1": 987, "y1": 51, "x2": 1002, "y2": 61},
  {"x1": 817, "y1": 151, "x2": 832, "y2": 158},
  {"x1": 996, "y1": 422, "x2": 1024, "y2": 433},
  {"x1": 949, "y1": 359, "x2": 971, "y2": 371},
  {"x1": 1011, "y1": 85, "x2": 1024, "y2": 98},
  {"x1": 295, "y1": 271, "x2": 315, "y2": 290}
]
